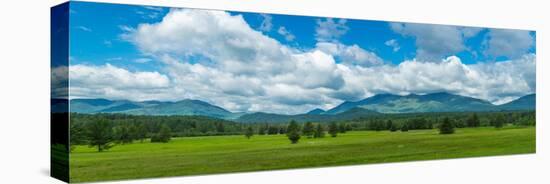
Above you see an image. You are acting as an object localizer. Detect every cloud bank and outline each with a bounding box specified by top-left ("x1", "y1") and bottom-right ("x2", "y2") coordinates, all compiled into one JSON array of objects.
[{"x1": 68, "y1": 9, "x2": 536, "y2": 114}]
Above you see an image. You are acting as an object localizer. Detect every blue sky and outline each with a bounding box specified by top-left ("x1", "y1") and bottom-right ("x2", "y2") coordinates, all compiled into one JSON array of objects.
[
  {"x1": 64, "y1": 1, "x2": 536, "y2": 114},
  {"x1": 69, "y1": 2, "x2": 166, "y2": 72},
  {"x1": 69, "y1": 2, "x2": 535, "y2": 68}
]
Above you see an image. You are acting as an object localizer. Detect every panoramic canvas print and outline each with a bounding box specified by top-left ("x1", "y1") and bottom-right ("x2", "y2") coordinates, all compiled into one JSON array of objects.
[{"x1": 51, "y1": 1, "x2": 536, "y2": 183}]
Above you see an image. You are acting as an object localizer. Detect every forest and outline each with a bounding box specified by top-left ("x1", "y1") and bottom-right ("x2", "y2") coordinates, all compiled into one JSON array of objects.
[{"x1": 67, "y1": 110, "x2": 536, "y2": 152}]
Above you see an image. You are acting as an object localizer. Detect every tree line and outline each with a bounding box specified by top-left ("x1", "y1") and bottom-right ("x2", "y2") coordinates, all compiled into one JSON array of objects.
[
  {"x1": 70, "y1": 113, "x2": 244, "y2": 152},
  {"x1": 69, "y1": 111, "x2": 535, "y2": 151},
  {"x1": 346, "y1": 111, "x2": 535, "y2": 131}
]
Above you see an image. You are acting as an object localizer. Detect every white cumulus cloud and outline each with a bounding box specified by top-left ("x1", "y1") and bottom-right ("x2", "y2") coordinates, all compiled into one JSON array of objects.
[
  {"x1": 71, "y1": 9, "x2": 536, "y2": 115},
  {"x1": 390, "y1": 23, "x2": 469, "y2": 61},
  {"x1": 316, "y1": 42, "x2": 384, "y2": 67},
  {"x1": 277, "y1": 26, "x2": 295, "y2": 41},
  {"x1": 315, "y1": 18, "x2": 349, "y2": 42},
  {"x1": 389, "y1": 23, "x2": 490, "y2": 61},
  {"x1": 384, "y1": 39, "x2": 400, "y2": 52},
  {"x1": 258, "y1": 14, "x2": 273, "y2": 32},
  {"x1": 68, "y1": 64, "x2": 172, "y2": 101},
  {"x1": 484, "y1": 29, "x2": 535, "y2": 59}
]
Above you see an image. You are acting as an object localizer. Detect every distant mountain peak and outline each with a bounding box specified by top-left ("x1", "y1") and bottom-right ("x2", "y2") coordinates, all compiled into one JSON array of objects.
[
  {"x1": 70, "y1": 98, "x2": 233, "y2": 118},
  {"x1": 67, "y1": 92, "x2": 535, "y2": 123},
  {"x1": 498, "y1": 94, "x2": 535, "y2": 110},
  {"x1": 306, "y1": 108, "x2": 326, "y2": 115},
  {"x1": 372, "y1": 93, "x2": 398, "y2": 97},
  {"x1": 424, "y1": 91, "x2": 452, "y2": 95},
  {"x1": 326, "y1": 92, "x2": 504, "y2": 114}
]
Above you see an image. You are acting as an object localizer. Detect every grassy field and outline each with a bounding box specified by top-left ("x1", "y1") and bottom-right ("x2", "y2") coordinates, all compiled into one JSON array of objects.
[{"x1": 70, "y1": 126, "x2": 535, "y2": 182}]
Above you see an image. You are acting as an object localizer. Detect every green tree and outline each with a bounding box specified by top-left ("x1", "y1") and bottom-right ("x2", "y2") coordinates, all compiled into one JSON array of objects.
[
  {"x1": 135, "y1": 123, "x2": 148, "y2": 143},
  {"x1": 378, "y1": 120, "x2": 385, "y2": 131},
  {"x1": 258, "y1": 124, "x2": 268, "y2": 135},
  {"x1": 338, "y1": 123, "x2": 347, "y2": 133},
  {"x1": 286, "y1": 120, "x2": 301, "y2": 144},
  {"x1": 386, "y1": 120, "x2": 393, "y2": 130},
  {"x1": 267, "y1": 126, "x2": 279, "y2": 135},
  {"x1": 401, "y1": 123, "x2": 409, "y2": 132},
  {"x1": 314, "y1": 124, "x2": 325, "y2": 138},
  {"x1": 409, "y1": 118, "x2": 429, "y2": 129},
  {"x1": 303, "y1": 122, "x2": 315, "y2": 138},
  {"x1": 245, "y1": 126, "x2": 254, "y2": 139},
  {"x1": 113, "y1": 124, "x2": 134, "y2": 144},
  {"x1": 151, "y1": 125, "x2": 171, "y2": 143},
  {"x1": 369, "y1": 120, "x2": 384, "y2": 131},
  {"x1": 128, "y1": 124, "x2": 139, "y2": 141},
  {"x1": 278, "y1": 126, "x2": 287, "y2": 134},
  {"x1": 517, "y1": 115, "x2": 535, "y2": 126},
  {"x1": 328, "y1": 122, "x2": 338, "y2": 137},
  {"x1": 493, "y1": 114, "x2": 505, "y2": 128},
  {"x1": 439, "y1": 117, "x2": 455, "y2": 134},
  {"x1": 86, "y1": 119, "x2": 115, "y2": 152},
  {"x1": 216, "y1": 122, "x2": 225, "y2": 133},
  {"x1": 466, "y1": 113, "x2": 480, "y2": 127},
  {"x1": 69, "y1": 122, "x2": 86, "y2": 152},
  {"x1": 390, "y1": 123, "x2": 398, "y2": 132},
  {"x1": 345, "y1": 123, "x2": 353, "y2": 131}
]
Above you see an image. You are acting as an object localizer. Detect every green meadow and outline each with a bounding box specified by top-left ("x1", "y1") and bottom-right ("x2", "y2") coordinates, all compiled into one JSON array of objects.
[{"x1": 69, "y1": 126, "x2": 535, "y2": 182}]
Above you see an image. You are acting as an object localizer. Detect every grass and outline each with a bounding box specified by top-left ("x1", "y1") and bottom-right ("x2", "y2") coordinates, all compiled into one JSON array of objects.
[{"x1": 70, "y1": 126, "x2": 535, "y2": 182}]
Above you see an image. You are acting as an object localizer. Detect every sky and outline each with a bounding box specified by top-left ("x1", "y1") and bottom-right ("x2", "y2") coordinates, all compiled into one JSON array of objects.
[{"x1": 62, "y1": 1, "x2": 536, "y2": 115}]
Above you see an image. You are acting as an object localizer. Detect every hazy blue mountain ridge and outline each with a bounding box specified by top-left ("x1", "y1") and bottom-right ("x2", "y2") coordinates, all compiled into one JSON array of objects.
[{"x1": 63, "y1": 93, "x2": 535, "y2": 123}]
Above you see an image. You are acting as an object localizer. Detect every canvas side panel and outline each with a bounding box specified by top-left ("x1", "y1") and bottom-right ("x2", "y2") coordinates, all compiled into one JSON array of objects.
[{"x1": 51, "y1": 2, "x2": 70, "y2": 183}]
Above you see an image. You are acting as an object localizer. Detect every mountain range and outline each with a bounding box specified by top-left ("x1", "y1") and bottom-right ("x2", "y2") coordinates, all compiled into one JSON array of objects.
[
  {"x1": 327, "y1": 92, "x2": 505, "y2": 114},
  {"x1": 60, "y1": 92, "x2": 535, "y2": 123},
  {"x1": 69, "y1": 98, "x2": 237, "y2": 119}
]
